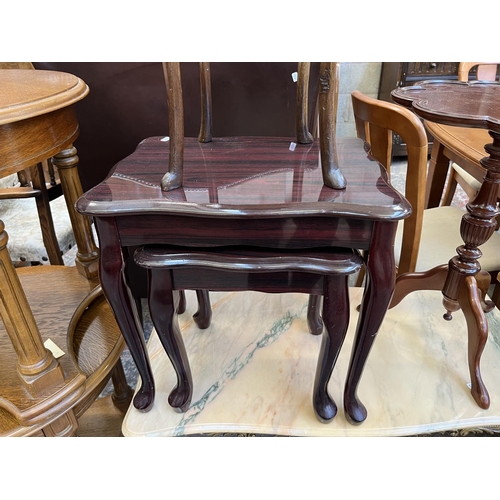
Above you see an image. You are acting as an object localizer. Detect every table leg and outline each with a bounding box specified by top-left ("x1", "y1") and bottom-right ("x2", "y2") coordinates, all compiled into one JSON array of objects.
[
  {"x1": 313, "y1": 275, "x2": 350, "y2": 423},
  {"x1": 344, "y1": 221, "x2": 396, "y2": 424},
  {"x1": 52, "y1": 146, "x2": 99, "y2": 279},
  {"x1": 307, "y1": 295, "x2": 323, "y2": 335},
  {"x1": 391, "y1": 265, "x2": 491, "y2": 409},
  {"x1": 148, "y1": 268, "x2": 192, "y2": 412},
  {"x1": 442, "y1": 131, "x2": 500, "y2": 319},
  {"x1": 458, "y1": 275, "x2": 490, "y2": 409},
  {"x1": 95, "y1": 217, "x2": 155, "y2": 412},
  {"x1": 193, "y1": 290, "x2": 212, "y2": 329}
]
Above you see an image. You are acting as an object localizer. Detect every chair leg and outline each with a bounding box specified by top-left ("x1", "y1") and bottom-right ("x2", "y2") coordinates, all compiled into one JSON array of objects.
[
  {"x1": 31, "y1": 162, "x2": 64, "y2": 265},
  {"x1": 313, "y1": 275, "x2": 350, "y2": 423},
  {"x1": 307, "y1": 295, "x2": 323, "y2": 335},
  {"x1": 148, "y1": 268, "x2": 192, "y2": 412},
  {"x1": 110, "y1": 359, "x2": 134, "y2": 413}
]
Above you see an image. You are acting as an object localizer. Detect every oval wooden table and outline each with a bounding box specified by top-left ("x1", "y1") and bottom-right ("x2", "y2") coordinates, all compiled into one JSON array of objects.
[
  {"x1": 390, "y1": 80, "x2": 500, "y2": 412},
  {"x1": 0, "y1": 69, "x2": 131, "y2": 436}
]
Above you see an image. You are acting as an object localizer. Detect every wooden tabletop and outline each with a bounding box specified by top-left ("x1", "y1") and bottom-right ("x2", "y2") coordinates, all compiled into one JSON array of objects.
[
  {"x1": 0, "y1": 69, "x2": 88, "y2": 126},
  {"x1": 77, "y1": 136, "x2": 411, "y2": 221},
  {"x1": 392, "y1": 81, "x2": 500, "y2": 132}
]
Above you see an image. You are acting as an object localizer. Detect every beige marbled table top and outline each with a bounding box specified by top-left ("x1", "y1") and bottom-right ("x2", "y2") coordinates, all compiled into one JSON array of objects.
[{"x1": 123, "y1": 287, "x2": 500, "y2": 437}]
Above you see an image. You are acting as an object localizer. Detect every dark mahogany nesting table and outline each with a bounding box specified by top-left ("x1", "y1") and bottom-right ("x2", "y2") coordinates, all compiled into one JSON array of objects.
[{"x1": 77, "y1": 135, "x2": 411, "y2": 423}]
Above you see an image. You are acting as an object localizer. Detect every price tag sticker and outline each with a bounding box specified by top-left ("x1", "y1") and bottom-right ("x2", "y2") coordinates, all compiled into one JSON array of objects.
[{"x1": 44, "y1": 339, "x2": 65, "y2": 359}]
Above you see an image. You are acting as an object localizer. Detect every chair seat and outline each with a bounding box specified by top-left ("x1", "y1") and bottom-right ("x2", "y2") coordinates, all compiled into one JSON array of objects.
[{"x1": 395, "y1": 205, "x2": 500, "y2": 273}]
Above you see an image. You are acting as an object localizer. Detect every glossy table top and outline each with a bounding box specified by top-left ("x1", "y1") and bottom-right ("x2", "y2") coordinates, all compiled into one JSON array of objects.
[
  {"x1": 0, "y1": 69, "x2": 89, "y2": 126},
  {"x1": 392, "y1": 81, "x2": 500, "y2": 132},
  {"x1": 77, "y1": 136, "x2": 411, "y2": 221}
]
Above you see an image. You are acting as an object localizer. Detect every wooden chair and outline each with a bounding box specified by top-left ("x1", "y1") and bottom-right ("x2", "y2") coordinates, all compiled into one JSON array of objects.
[
  {"x1": 440, "y1": 62, "x2": 500, "y2": 206},
  {"x1": 343, "y1": 91, "x2": 500, "y2": 422},
  {"x1": 0, "y1": 68, "x2": 131, "y2": 436},
  {"x1": 0, "y1": 63, "x2": 71, "y2": 266}
]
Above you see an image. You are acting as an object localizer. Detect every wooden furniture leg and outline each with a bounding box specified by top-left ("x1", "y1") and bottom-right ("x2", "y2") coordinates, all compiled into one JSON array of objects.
[
  {"x1": 458, "y1": 275, "x2": 490, "y2": 409},
  {"x1": 30, "y1": 162, "x2": 64, "y2": 265},
  {"x1": 426, "y1": 138, "x2": 451, "y2": 208},
  {"x1": 344, "y1": 221, "x2": 397, "y2": 424},
  {"x1": 390, "y1": 264, "x2": 448, "y2": 308},
  {"x1": 177, "y1": 290, "x2": 186, "y2": 314},
  {"x1": 95, "y1": 217, "x2": 155, "y2": 412},
  {"x1": 110, "y1": 359, "x2": 134, "y2": 413},
  {"x1": 441, "y1": 131, "x2": 500, "y2": 320},
  {"x1": 313, "y1": 275, "x2": 350, "y2": 422},
  {"x1": 148, "y1": 268, "x2": 192, "y2": 412},
  {"x1": 0, "y1": 219, "x2": 84, "y2": 436},
  {"x1": 307, "y1": 295, "x2": 323, "y2": 335},
  {"x1": 193, "y1": 289, "x2": 211, "y2": 329},
  {"x1": 52, "y1": 146, "x2": 99, "y2": 279}
]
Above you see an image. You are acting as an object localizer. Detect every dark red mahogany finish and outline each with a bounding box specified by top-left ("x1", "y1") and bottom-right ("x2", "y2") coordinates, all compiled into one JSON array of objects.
[
  {"x1": 135, "y1": 244, "x2": 363, "y2": 421},
  {"x1": 392, "y1": 81, "x2": 500, "y2": 410},
  {"x1": 77, "y1": 135, "x2": 411, "y2": 420}
]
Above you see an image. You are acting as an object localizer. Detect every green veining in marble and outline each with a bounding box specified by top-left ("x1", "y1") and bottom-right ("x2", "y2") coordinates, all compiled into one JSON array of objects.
[{"x1": 173, "y1": 303, "x2": 308, "y2": 435}]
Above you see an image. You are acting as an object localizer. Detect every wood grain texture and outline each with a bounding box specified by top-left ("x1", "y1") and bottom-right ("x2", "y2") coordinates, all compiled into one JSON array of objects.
[
  {"x1": 0, "y1": 69, "x2": 88, "y2": 126},
  {"x1": 77, "y1": 136, "x2": 410, "y2": 221},
  {"x1": 0, "y1": 266, "x2": 127, "y2": 435}
]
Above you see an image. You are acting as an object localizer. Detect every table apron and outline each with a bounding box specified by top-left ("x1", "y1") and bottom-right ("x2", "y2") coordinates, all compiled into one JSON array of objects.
[{"x1": 115, "y1": 214, "x2": 375, "y2": 250}]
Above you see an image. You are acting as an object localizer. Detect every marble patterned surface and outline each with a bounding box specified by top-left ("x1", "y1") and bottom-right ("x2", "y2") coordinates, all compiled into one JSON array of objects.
[{"x1": 122, "y1": 288, "x2": 500, "y2": 437}]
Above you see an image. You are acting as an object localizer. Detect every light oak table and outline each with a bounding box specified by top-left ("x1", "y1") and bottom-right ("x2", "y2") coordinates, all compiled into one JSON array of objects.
[{"x1": 0, "y1": 69, "x2": 130, "y2": 436}]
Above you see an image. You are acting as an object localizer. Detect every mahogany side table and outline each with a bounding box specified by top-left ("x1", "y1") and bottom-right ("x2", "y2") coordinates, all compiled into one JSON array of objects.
[{"x1": 388, "y1": 81, "x2": 500, "y2": 411}]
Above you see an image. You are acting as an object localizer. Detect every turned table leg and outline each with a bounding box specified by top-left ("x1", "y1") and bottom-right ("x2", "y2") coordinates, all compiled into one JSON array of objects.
[
  {"x1": 95, "y1": 217, "x2": 155, "y2": 412},
  {"x1": 52, "y1": 146, "x2": 99, "y2": 279},
  {"x1": 442, "y1": 131, "x2": 500, "y2": 320},
  {"x1": 344, "y1": 221, "x2": 397, "y2": 424}
]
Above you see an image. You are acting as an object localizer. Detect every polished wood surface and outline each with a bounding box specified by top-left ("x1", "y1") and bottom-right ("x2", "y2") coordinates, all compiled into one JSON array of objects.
[
  {"x1": 392, "y1": 80, "x2": 500, "y2": 410},
  {"x1": 78, "y1": 132, "x2": 411, "y2": 419},
  {"x1": 392, "y1": 81, "x2": 500, "y2": 132},
  {"x1": 78, "y1": 136, "x2": 407, "y2": 220}
]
